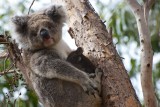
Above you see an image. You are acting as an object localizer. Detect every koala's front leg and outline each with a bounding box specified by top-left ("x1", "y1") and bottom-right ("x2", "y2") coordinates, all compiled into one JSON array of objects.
[{"x1": 30, "y1": 55, "x2": 98, "y2": 95}]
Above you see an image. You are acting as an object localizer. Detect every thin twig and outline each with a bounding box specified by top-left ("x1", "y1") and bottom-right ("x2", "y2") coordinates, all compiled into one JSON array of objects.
[
  {"x1": 0, "y1": 69, "x2": 16, "y2": 76},
  {"x1": 0, "y1": 36, "x2": 6, "y2": 42},
  {"x1": 0, "y1": 51, "x2": 8, "y2": 59},
  {"x1": 0, "y1": 34, "x2": 4, "y2": 37},
  {"x1": 3, "y1": 54, "x2": 9, "y2": 70},
  {"x1": 0, "y1": 42, "x2": 10, "y2": 44},
  {"x1": 28, "y1": 0, "x2": 36, "y2": 15},
  {"x1": 2, "y1": 62, "x2": 16, "y2": 75}
]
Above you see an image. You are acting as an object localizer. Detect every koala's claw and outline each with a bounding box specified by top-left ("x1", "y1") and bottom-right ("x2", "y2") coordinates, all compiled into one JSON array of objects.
[
  {"x1": 89, "y1": 68, "x2": 102, "y2": 79},
  {"x1": 95, "y1": 68, "x2": 103, "y2": 76},
  {"x1": 85, "y1": 87, "x2": 97, "y2": 98},
  {"x1": 92, "y1": 93, "x2": 96, "y2": 98},
  {"x1": 81, "y1": 79, "x2": 98, "y2": 96},
  {"x1": 81, "y1": 69, "x2": 103, "y2": 96},
  {"x1": 89, "y1": 68, "x2": 103, "y2": 95},
  {"x1": 88, "y1": 73, "x2": 96, "y2": 78}
]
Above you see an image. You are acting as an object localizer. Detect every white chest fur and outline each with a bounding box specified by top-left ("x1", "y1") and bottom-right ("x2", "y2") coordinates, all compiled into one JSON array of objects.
[{"x1": 54, "y1": 39, "x2": 72, "y2": 59}]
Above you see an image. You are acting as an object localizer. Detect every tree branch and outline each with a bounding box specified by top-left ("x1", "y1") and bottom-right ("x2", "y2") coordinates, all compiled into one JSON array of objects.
[
  {"x1": 147, "y1": 0, "x2": 155, "y2": 10},
  {"x1": 144, "y1": 0, "x2": 155, "y2": 25},
  {"x1": 127, "y1": 0, "x2": 141, "y2": 15},
  {"x1": 0, "y1": 35, "x2": 33, "y2": 89},
  {"x1": 0, "y1": 51, "x2": 8, "y2": 59},
  {"x1": 28, "y1": 0, "x2": 35, "y2": 15},
  {"x1": 127, "y1": 0, "x2": 158, "y2": 107},
  {"x1": 0, "y1": 69, "x2": 17, "y2": 76}
]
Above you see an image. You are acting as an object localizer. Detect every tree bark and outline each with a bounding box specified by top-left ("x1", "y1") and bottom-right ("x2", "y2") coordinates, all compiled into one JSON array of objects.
[
  {"x1": 127, "y1": 0, "x2": 158, "y2": 107},
  {"x1": 52, "y1": 0, "x2": 141, "y2": 107}
]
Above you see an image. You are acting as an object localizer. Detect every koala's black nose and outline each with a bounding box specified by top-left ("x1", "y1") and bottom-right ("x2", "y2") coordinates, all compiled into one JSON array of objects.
[{"x1": 40, "y1": 29, "x2": 50, "y2": 39}]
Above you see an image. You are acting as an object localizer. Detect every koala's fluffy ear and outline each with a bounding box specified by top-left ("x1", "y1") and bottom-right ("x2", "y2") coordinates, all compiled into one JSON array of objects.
[
  {"x1": 45, "y1": 5, "x2": 66, "y2": 24},
  {"x1": 11, "y1": 16, "x2": 29, "y2": 34}
]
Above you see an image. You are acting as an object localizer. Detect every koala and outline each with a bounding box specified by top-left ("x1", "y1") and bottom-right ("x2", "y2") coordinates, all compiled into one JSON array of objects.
[{"x1": 11, "y1": 5, "x2": 101, "y2": 107}]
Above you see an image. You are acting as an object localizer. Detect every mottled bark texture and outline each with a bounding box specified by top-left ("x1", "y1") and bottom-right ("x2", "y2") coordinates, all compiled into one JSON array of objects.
[{"x1": 52, "y1": 0, "x2": 141, "y2": 107}]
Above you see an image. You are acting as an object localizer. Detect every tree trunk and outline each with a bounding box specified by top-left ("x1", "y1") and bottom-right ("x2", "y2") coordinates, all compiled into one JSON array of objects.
[{"x1": 52, "y1": 0, "x2": 141, "y2": 107}]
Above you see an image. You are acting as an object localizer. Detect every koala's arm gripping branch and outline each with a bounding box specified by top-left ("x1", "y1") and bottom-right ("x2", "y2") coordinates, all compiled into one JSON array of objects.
[
  {"x1": 32, "y1": 59, "x2": 87, "y2": 83},
  {"x1": 30, "y1": 55, "x2": 97, "y2": 93}
]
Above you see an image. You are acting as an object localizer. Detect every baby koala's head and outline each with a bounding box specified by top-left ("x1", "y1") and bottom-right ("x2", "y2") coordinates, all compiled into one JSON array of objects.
[
  {"x1": 67, "y1": 47, "x2": 96, "y2": 74},
  {"x1": 12, "y1": 5, "x2": 66, "y2": 51}
]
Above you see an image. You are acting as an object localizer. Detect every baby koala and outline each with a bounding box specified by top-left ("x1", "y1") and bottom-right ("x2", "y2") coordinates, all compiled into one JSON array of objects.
[
  {"x1": 67, "y1": 47, "x2": 102, "y2": 94},
  {"x1": 12, "y1": 5, "x2": 101, "y2": 107},
  {"x1": 67, "y1": 47, "x2": 96, "y2": 74}
]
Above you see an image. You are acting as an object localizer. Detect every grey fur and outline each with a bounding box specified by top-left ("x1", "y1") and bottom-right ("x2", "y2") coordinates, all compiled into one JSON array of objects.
[{"x1": 12, "y1": 5, "x2": 101, "y2": 107}]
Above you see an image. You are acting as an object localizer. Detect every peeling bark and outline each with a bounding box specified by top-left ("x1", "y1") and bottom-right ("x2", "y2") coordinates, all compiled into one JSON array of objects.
[
  {"x1": 52, "y1": 0, "x2": 141, "y2": 106},
  {"x1": 127, "y1": 0, "x2": 157, "y2": 107}
]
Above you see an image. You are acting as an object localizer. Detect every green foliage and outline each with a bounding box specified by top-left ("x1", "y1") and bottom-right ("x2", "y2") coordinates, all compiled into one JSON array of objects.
[
  {"x1": 108, "y1": 2, "x2": 139, "y2": 44},
  {"x1": 0, "y1": 55, "x2": 39, "y2": 107},
  {"x1": 150, "y1": 0, "x2": 160, "y2": 52}
]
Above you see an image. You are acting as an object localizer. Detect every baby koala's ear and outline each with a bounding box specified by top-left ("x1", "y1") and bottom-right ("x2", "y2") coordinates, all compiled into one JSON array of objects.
[
  {"x1": 44, "y1": 5, "x2": 66, "y2": 24},
  {"x1": 11, "y1": 16, "x2": 29, "y2": 34},
  {"x1": 76, "y1": 47, "x2": 84, "y2": 55}
]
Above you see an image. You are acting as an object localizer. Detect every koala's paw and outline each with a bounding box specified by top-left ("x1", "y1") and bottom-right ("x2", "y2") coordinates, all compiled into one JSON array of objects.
[
  {"x1": 81, "y1": 78, "x2": 98, "y2": 97},
  {"x1": 45, "y1": 5, "x2": 66, "y2": 23},
  {"x1": 94, "y1": 68, "x2": 103, "y2": 94}
]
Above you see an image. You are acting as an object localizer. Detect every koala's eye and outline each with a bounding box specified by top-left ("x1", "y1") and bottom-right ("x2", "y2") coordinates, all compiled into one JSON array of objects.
[
  {"x1": 78, "y1": 56, "x2": 82, "y2": 61},
  {"x1": 40, "y1": 29, "x2": 49, "y2": 38}
]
